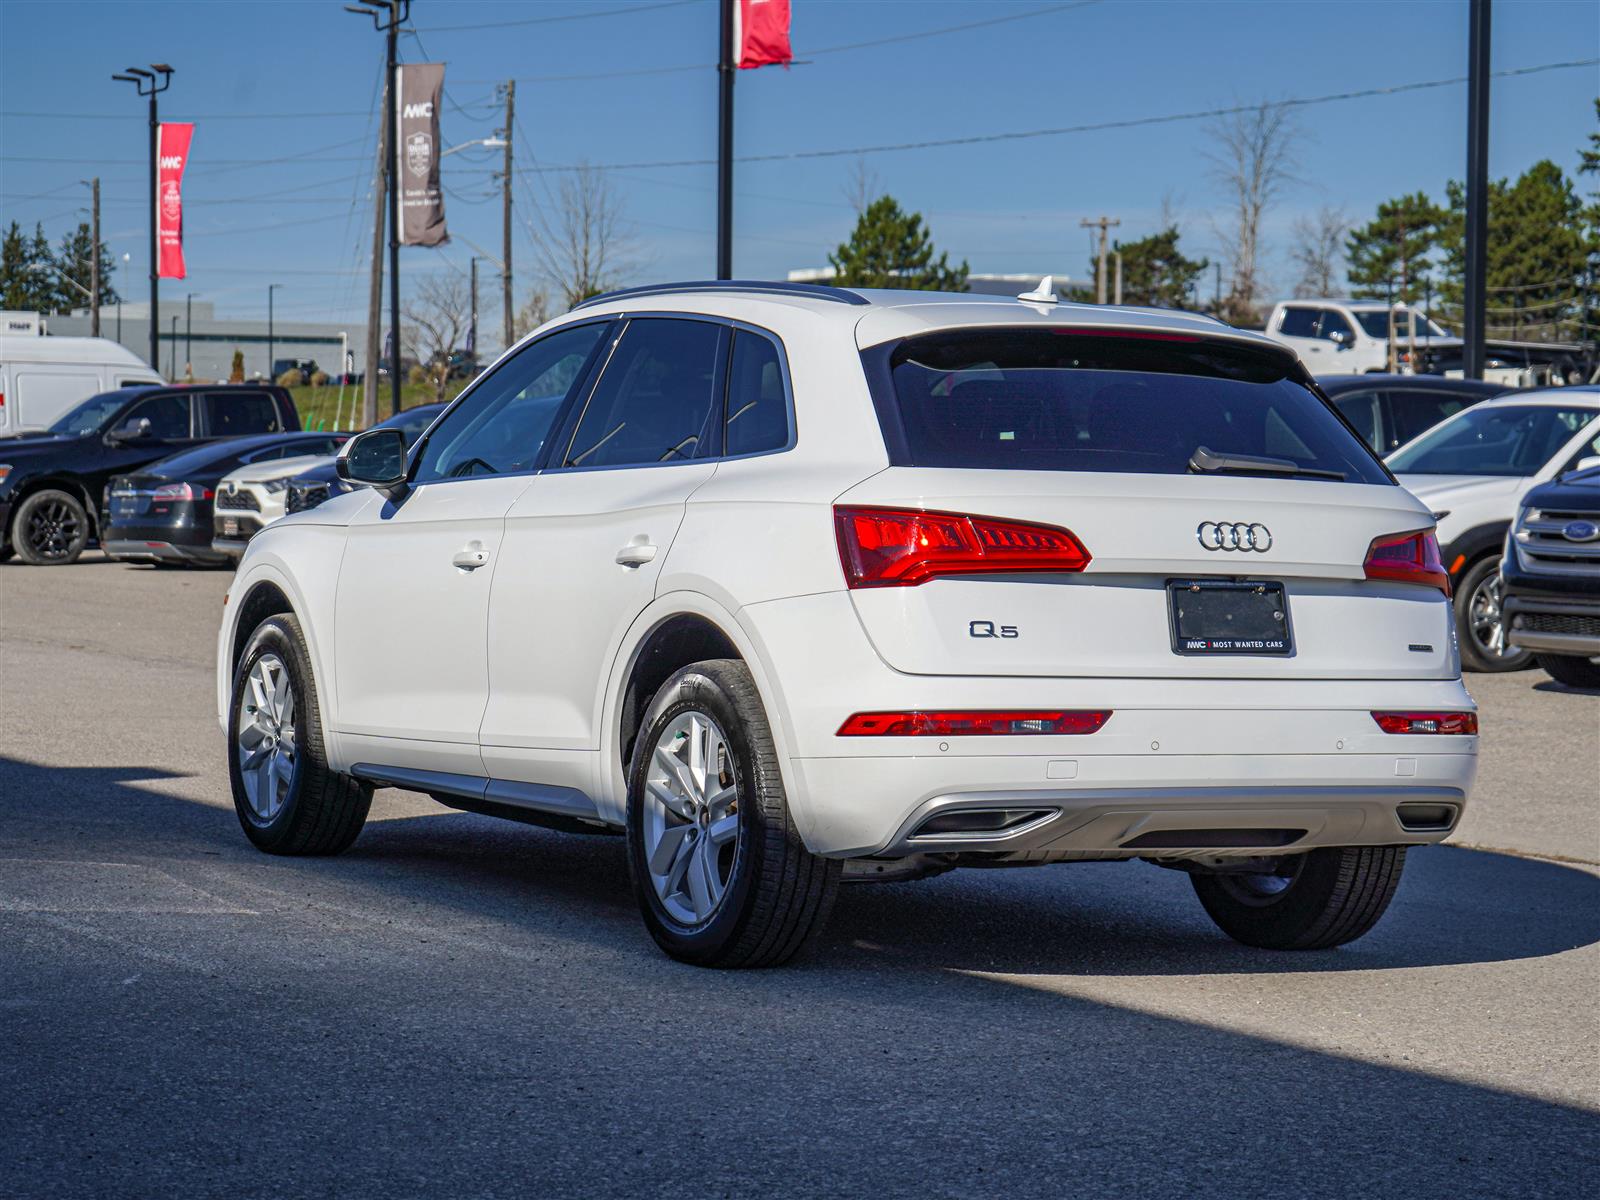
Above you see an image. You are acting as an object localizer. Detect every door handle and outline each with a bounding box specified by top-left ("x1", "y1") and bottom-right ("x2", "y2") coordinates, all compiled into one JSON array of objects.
[
  {"x1": 615, "y1": 540, "x2": 658, "y2": 567},
  {"x1": 452, "y1": 545, "x2": 490, "y2": 571}
]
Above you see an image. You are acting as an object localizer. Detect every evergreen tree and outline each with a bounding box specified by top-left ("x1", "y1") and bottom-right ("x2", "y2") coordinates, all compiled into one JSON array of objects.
[
  {"x1": 1344, "y1": 192, "x2": 1445, "y2": 302},
  {"x1": 1438, "y1": 160, "x2": 1587, "y2": 342},
  {"x1": 52, "y1": 221, "x2": 120, "y2": 315},
  {"x1": 828, "y1": 196, "x2": 968, "y2": 291},
  {"x1": 0, "y1": 220, "x2": 57, "y2": 312},
  {"x1": 1089, "y1": 226, "x2": 1208, "y2": 308},
  {"x1": 1579, "y1": 100, "x2": 1599, "y2": 344}
]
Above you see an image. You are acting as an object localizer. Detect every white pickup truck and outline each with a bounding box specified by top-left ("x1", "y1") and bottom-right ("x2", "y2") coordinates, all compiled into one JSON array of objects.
[{"x1": 1265, "y1": 299, "x2": 1457, "y2": 376}]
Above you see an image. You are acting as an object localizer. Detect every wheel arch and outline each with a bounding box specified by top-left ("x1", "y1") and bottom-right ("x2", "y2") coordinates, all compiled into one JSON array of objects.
[
  {"x1": 1440, "y1": 519, "x2": 1511, "y2": 581},
  {"x1": 598, "y1": 592, "x2": 801, "y2": 832},
  {"x1": 5, "y1": 475, "x2": 101, "y2": 544}
]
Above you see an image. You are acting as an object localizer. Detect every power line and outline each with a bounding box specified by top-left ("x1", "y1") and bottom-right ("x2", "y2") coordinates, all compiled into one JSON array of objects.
[
  {"x1": 413, "y1": 0, "x2": 699, "y2": 35},
  {"x1": 508, "y1": 57, "x2": 1600, "y2": 173},
  {"x1": 804, "y1": 1, "x2": 1099, "y2": 57}
]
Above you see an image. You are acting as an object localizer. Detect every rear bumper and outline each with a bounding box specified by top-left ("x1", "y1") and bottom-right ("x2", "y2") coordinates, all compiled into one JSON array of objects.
[
  {"x1": 738, "y1": 591, "x2": 1478, "y2": 858},
  {"x1": 211, "y1": 536, "x2": 252, "y2": 560},
  {"x1": 104, "y1": 536, "x2": 227, "y2": 565}
]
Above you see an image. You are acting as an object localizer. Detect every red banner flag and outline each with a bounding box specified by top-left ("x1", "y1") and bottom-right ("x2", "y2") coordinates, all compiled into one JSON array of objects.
[
  {"x1": 156, "y1": 122, "x2": 193, "y2": 279},
  {"x1": 735, "y1": 0, "x2": 791, "y2": 69}
]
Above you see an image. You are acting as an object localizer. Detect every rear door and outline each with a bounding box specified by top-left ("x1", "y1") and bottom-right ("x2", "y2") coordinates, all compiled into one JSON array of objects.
[
  {"x1": 845, "y1": 326, "x2": 1452, "y2": 681},
  {"x1": 1272, "y1": 306, "x2": 1322, "y2": 367},
  {"x1": 12, "y1": 367, "x2": 101, "y2": 430},
  {"x1": 481, "y1": 317, "x2": 727, "y2": 760}
]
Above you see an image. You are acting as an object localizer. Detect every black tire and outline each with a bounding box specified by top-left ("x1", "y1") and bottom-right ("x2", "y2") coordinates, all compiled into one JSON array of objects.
[
  {"x1": 1536, "y1": 653, "x2": 1600, "y2": 689},
  {"x1": 625, "y1": 659, "x2": 840, "y2": 968},
  {"x1": 1454, "y1": 555, "x2": 1533, "y2": 673},
  {"x1": 1191, "y1": 846, "x2": 1407, "y2": 951},
  {"x1": 11, "y1": 488, "x2": 90, "y2": 565},
  {"x1": 228, "y1": 613, "x2": 371, "y2": 855}
]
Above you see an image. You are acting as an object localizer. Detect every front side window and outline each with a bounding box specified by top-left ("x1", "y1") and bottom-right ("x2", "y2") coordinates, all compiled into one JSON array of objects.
[
  {"x1": 48, "y1": 390, "x2": 140, "y2": 435},
  {"x1": 413, "y1": 322, "x2": 608, "y2": 484},
  {"x1": 124, "y1": 393, "x2": 192, "y2": 439},
  {"x1": 1386, "y1": 391, "x2": 1472, "y2": 451},
  {"x1": 562, "y1": 318, "x2": 726, "y2": 469},
  {"x1": 1276, "y1": 307, "x2": 1318, "y2": 338},
  {"x1": 1388, "y1": 406, "x2": 1600, "y2": 476},
  {"x1": 871, "y1": 328, "x2": 1390, "y2": 484},
  {"x1": 206, "y1": 391, "x2": 281, "y2": 436},
  {"x1": 724, "y1": 329, "x2": 791, "y2": 457}
]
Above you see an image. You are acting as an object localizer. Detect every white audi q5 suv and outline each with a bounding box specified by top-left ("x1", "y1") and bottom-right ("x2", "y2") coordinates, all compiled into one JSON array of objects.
[{"x1": 217, "y1": 280, "x2": 1478, "y2": 967}]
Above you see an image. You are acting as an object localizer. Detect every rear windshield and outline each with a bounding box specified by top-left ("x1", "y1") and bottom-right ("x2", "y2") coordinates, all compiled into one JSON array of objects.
[{"x1": 871, "y1": 329, "x2": 1390, "y2": 484}]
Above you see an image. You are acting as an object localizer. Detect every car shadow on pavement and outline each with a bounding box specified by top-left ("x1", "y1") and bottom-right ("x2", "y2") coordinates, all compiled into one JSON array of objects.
[
  {"x1": 3, "y1": 755, "x2": 1595, "y2": 980},
  {"x1": 1531, "y1": 678, "x2": 1600, "y2": 697}
]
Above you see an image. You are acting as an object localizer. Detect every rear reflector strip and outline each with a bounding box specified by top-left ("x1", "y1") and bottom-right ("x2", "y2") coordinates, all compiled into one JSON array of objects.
[
  {"x1": 837, "y1": 710, "x2": 1111, "y2": 737},
  {"x1": 835, "y1": 506, "x2": 1090, "y2": 588},
  {"x1": 1371, "y1": 711, "x2": 1478, "y2": 735}
]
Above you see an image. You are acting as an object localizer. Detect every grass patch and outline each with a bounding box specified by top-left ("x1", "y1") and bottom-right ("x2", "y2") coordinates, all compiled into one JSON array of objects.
[{"x1": 287, "y1": 380, "x2": 470, "y2": 431}]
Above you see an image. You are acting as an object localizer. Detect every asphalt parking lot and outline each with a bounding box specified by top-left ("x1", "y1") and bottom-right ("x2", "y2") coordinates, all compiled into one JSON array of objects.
[{"x1": 3, "y1": 555, "x2": 1597, "y2": 1199}]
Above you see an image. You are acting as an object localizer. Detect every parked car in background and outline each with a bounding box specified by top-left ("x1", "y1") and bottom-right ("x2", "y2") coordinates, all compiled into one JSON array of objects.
[
  {"x1": 1318, "y1": 374, "x2": 1505, "y2": 456},
  {"x1": 1266, "y1": 300, "x2": 1456, "y2": 375},
  {"x1": 218, "y1": 280, "x2": 1475, "y2": 969},
  {"x1": 1501, "y1": 464, "x2": 1600, "y2": 688},
  {"x1": 1387, "y1": 388, "x2": 1600, "y2": 671},
  {"x1": 0, "y1": 334, "x2": 162, "y2": 434},
  {"x1": 213, "y1": 446, "x2": 351, "y2": 560},
  {"x1": 283, "y1": 402, "x2": 447, "y2": 515},
  {"x1": 0, "y1": 384, "x2": 299, "y2": 565},
  {"x1": 104, "y1": 432, "x2": 348, "y2": 566}
]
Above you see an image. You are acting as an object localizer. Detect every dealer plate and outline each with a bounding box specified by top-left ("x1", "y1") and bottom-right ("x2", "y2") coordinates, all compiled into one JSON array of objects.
[
  {"x1": 1167, "y1": 579, "x2": 1293, "y2": 656},
  {"x1": 221, "y1": 518, "x2": 239, "y2": 537}
]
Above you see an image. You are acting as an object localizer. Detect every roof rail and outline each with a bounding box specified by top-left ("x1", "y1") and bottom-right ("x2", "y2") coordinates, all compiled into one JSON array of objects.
[{"x1": 573, "y1": 279, "x2": 870, "y2": 310}]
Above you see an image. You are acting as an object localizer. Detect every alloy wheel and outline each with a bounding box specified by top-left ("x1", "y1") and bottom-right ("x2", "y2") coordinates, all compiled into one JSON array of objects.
[
  {"x1": 642, "y1": 710, "x2": 740, "y2": 926},
  {"x1": 236, "y1": 653, "x2": 298, "y2": 822},
  {"x1": 26, "y1": 498, "x2": 81, "y2": 561},
  {"x1": 1467, "y1": 569, "x2": 1517, "y2": 660}
]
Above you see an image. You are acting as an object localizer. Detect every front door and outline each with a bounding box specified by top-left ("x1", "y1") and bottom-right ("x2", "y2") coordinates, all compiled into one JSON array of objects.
[
  {"x1": 333, "y1": 321, "x2": 611, "y2": 772},
  {"x1": 481, "y1": 317, "x2": 729, "y2": 767}
]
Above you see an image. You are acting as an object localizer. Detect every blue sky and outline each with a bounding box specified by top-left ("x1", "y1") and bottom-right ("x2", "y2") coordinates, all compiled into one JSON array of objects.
[{"x1": 1, "y1": 0, "x2": 1596, "y2": 340}]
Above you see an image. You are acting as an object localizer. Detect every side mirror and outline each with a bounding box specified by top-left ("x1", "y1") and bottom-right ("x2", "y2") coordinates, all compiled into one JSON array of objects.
[
  {"x1": 1328, "y1": 329, "x2": 1354, "y2": 348},
  {"x1": 108, "y1": 416, "x2": 152, "y2": 442},
  {"x1": 338, "y1": 427, "x2": 408, "y2": 499}
]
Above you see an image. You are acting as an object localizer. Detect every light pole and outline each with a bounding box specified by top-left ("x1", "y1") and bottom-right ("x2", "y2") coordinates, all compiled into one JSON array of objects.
[
  {"x1": 344, "y1": 0, "x2": 409, "y2": 417},
  {"x1": 185, "y1": 292, "x2": 193, "y2": 380},
  {"x1": 110, "y1": 63, "x2": 173, "y2": 371},
  {"x1": 267, "y1": 284, "x2": 282, "y2": 383},
  {"x1": 169, "y1": 314, "x2": 178, "y2": 381}
]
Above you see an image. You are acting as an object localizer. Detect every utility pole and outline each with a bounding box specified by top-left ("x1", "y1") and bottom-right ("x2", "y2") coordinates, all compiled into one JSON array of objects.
[
  {"x1": 716, "y1": 0, "x2": 734, "y2": 279},
  {"x1": 1112, "y1": 250, "x2": 1123, "y2": 306},
  {"x1": 362, "y1": 71, "x2": 387, "y2": 428},
  {"x1": 88, "y1": 178, "x2": 100, "y2": 337},
  {"x1": 1463, "y1": 0, "x2": 1491, "y2": 380},
  {"x1": 268, "y1": 283, "x2": 281, "y2": 383},
  {"x1": 111, "y1": 64, "x2": 173, "y2": 370},
  {"x1": 469, "y1": 256, "x2": 479, "y2": 362},
  {"x1": 1213, "y1": 263, "x2": 1222, "y2": 312},
  {"x1": 500, "y1": 80, "x2": 515, "y2": 349},
  {"x1": 1080, "y1": 216, "x2": 1120, "y2": 305},
  {"x1": 185, "y1": 292, "x2": 192, "y2": 379}
]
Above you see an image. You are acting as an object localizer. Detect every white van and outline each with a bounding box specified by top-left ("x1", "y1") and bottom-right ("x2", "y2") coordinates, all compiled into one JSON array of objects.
[{"x1": 0, "y1": 335, "x2": 163, "y2": 436}]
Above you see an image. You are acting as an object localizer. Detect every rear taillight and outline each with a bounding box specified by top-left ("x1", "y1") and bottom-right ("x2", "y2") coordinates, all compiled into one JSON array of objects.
[
  {"x1": 837, "y1": 710, "x2": 1111, "y2": 736},
  {"x1": 151, "y1": 482, "x2": 212, "y2": 502},
  {"x1": 1364, "y1": 529, "x2": 1450, "y2": 596},
  {"x1": 834, "y1": 506, "x2": 1090, "y2": 588},
  {"x1": 1372, "y1": 711, "x2": 1478, "y2": 735}
]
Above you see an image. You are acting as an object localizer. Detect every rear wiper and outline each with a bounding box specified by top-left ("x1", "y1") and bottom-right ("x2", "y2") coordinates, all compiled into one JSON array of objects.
[{"x1": 1188, "y1": 445, "x2": 1345, "y2": 481}]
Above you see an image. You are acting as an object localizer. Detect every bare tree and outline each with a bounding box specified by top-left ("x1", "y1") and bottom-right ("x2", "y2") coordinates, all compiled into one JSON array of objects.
[
  {"x1": 510, "y1": 287, "x2": 551, "y2": 342},
  {"x1": 531, "y1": 163, "x2": 636, "y2": 310},
  {"x1": 403, "y1": 274, "x2": 471, "y2": 403},
  {"x1": 843, "y1": 159, "x2": 883, "y2": 215},
  {"x1": 1206, "y1": 101, "x2": 1300, "y2": 323},
  {"x1": 1289, "y1": 206, "x2": 1349, "y2": 298}
]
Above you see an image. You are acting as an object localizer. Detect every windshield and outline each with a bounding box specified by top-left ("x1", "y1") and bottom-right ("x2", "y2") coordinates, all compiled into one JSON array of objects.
[
  {"x1": 1353, "y1": 310, "x2": 1447, "y2": 340},
  {"x1": 47, "y1": 390, "x2": 138, "y2": 436},
  {"x1": 1388, "y1": 405, "x2": 1599, "y2": 476},
  {"x1": 872, "y1": 329, "x2": 1390, "y2": 484}
]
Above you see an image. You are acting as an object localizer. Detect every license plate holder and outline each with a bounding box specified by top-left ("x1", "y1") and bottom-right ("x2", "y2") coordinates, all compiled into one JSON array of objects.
[
  {"x1": 1168, "y1": 579, "x2": 1293, "y2": 657},
  {"x1": 222, "y1": 518, "x2": 239, "y2": 537}
]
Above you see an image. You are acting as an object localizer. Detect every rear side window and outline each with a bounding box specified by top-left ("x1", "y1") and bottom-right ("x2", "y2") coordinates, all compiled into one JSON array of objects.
[
  {"x1": 870, "y1": 328, "x2": 1390, "y2": 485},
  {"x1": 1387, "y1": 390, "x2": 1472, "y2": 450},
  {"x1": 563, "y1": 318, "x2": 726, "y2": 468},
  {"x1": 1331, "y1": 390, "x2": 1382, "y2": 453},
  {"x1": 206, "y1": 391, "x2": 281, "y2": 435},
  {"x1": 724, "y1": 329, "x2": 791, "y2": 457}
]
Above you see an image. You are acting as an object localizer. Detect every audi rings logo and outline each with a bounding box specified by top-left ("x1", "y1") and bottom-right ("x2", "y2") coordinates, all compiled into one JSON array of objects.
[{"x1": 1197, "y1": 521, "x2": 1273, "y2": 552}]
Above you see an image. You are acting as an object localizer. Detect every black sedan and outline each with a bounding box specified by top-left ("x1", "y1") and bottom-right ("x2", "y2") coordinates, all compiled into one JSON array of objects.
[
  {"x1": 284, "y1": 402, "x2": 448, "y2": 515},
  {"x1": 104, "y1": 432, "x2": 347, "y2": 566},
  {"x1": 1317, "y1": 374, "x2": 1507, "y2": 456}
]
